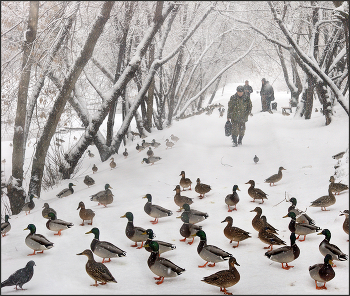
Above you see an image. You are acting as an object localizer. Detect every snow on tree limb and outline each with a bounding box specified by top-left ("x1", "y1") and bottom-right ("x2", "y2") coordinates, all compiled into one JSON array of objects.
[{"x1": 176, "y1": 40, "x2": 255, "y2": 118}]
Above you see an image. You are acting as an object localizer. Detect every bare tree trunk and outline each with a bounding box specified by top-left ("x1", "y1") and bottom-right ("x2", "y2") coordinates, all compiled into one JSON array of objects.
[
  {"x1": 9, "y1": 1, "x2": 39, "y2": 214},
  {"x1": 28, "y1": 1, "x2": 114, "y2": 197},
  {"x1": 145, "y1": 42, "x2": 155, "y2": 132},
  {"x1": 207, "y1": 74, "x2": 222, "y2": 105},
  {"x1": 106, "y1": 1, "x2": 135, "y2": 146}
]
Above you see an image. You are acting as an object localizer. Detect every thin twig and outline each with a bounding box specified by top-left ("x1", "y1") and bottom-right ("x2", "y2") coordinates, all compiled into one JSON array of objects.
[
  {"x1": 273, "y1": 191, "x2": 287, "y2": 207},
  {"x1": 221, "y1": 157, "x2": 232, "y2": 167}
]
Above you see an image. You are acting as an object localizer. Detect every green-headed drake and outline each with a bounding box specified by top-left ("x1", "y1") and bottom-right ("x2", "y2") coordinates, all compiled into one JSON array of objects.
[
  {"x1": 85, "y1": 227, "x2": 126, "y2": 263},
  {"x1": 21, "y1": 194, "x2": 37, "y2": 215},
  {"x1": 142, "y1": 229, "x2": 176, "y2": 254},
  {"x1": 120, "y1": 212, "x2": 148, "y2": 249},
  {"x1": 318, "y1": 229, "x2": 348, "y2": 266},
  {"x1": 283, "y1": 212, "x2": 321, "y2": 241},
  {"x1": 141, "y1": 156, "x2": 161, "y2": 165},
  {"x1": 192, "y1": 230, "x2": 232, "y2": 268},
  {"x1": 179, "y1": 203, "x2": 208, "y2": 224},
  {"x1": 1, "y1": 214, "x2": 11, "y2": 237},
  {"x1": 45, "y1": 212, "x2": 73, "y2": 236},
  {"x1": 90, "y1": 184, "x2": 114, "y2": 207},
  {"x1": 77, "y1": 249, "x2": 117, "y2": 286},
  {"x1": 143, "y1": 194, "x2": 172, "y2": 224},
  {"x1": 265, "y1": 232, "x2": 300, "y2": 269},
  {"x1": 287, "y1": 197, "x2": 315, "y2": 225},
  {"x1": 309, "y1": 254, "x2": 335, "y2": 290},
  {"x1": 56, "y1": 183, "x2": 76, "y2": 198},
  {"x1": 24, "y1": 224, "x2": 54, "y2": 255},
  {"x1": 42, "y1": 203, "x2": 57, "y2": 219},
  {"x1": 179, "y1": 211, "x2": 202, "y2": 245},
  {"x1": 144, "y1": 240, "x2": 185, "y2": 285},
  {"x1": 225, "y1": 185, "x2": 240, "y2": 212},
  {"x1": 201, "y1": 256, "x2": 240, "y2": 295}
]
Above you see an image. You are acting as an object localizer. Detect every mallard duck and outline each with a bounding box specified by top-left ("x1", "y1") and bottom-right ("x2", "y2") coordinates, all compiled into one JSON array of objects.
[
  {"x1": 77, "y1": 201, "x2": 95, "y2": 226},
  {"x1": 45, "y1": 212, "x2": 73, "y2": 236},
  {"x1": 180, "y1": 211, "x2": 202, "y2": 245},
  {"x1": 332, "y1": 151, "x2": 345, "y2": 160},
  {"x1": 92, "y1": 164, "x2": 98, "y2": 174},
  {"x1": 245, "y1": 180, "x2": 268, "y2": 203},
  {"x1": 249, "y1": 207, "x2": 278, "y2": 234},
  {"x1": 76, "y1": 249, "x2": 117, "y2": 286},
  {"x1": 283, "y1": 212, "x2": 321, "y2": 241},
  {"x1": 309, "y1": 254, "x2": 335, "y2": 290},
  {"x1": 56, "y1": 183, "x2": 76, "y2": 198},
  {"x1": 1, "y1": 260, "x2": 36, "y2": 290},
  {"x1": 143, "y1": 194, "x2": 173, "y2": 224},
  {"x1": 287, "y1": 197, "x2": 315, "y2": 225},
  {"x1": 21, "y1": 194, "x2": 37, "y2": 215},
  {"x1": 142, "y1": 156, "x2": 161, "y2": 165},
  {"x1": 84, "y1": 175, "x2": 95, "y2": 188},
  {"x1": 340, "y1": 210, "x2": 349, "y2": 237},
  {"x1": 143, "y1": 229, "x2": 176, "y2": 254},
  {"x1": 201, "y1": 256, "x2": 240, "y2": 295},
  {"x1": 85, "y1": 227, "x2": 126, "y2": 263},
  {"x1": 123, "y1": 148, "x2": 128, "y2": 158},
  {"x1": 195, "y1": 178, "x2": 211, "y2": 199},
  {"x1": 142, "y1": 139, "x2": 152, "y2": 147},
  {"x1": 265, "y1": 232, "x2": 300, "y2": 269},
  {"x1": 151, "y1": 139, "x2": 161, "y2": 148},
  {"x1": 318, "y1": 229, "x2": 348, "y2": 266},
  {"x1": 179, "y1": 170, "x2": 192, "y2": 191},
  {"x1": 171, "y1": 134, "x2": 179, "y2": 142},
  {"x1": 221, "y1": 216, "x2": 251, "y2": 248},
  {"x1": 192, "y1": 230, "x2": 232, "y2": 268},
  {"x1": 120, "y1": 212, "x2": 148, "y2": 249},
  {"x1": 225, "y1": 185, "x2": 240, "y2": 211},
  {"x1": 309, "y1": 184, "x2": 336, "y2": 211},
  {"x1": 24, "y1": 224, "x2": 54, "y2": 255},
  {"x1": 88, "y1": 150, "x2": 94, "y2": 158},
  {"x1": 165, "y1": 139, "x2": 174, "y2": 149},
  {"x1": 264, "y1": 167, "x2": 286, "y2": 186},
  {"x1": 90, "y1": 184, "x2": 114, "y2": 207},
  {"x1": 1, "y1": 214, "x2": 11, "y2": 237},
  {"x1": 253, "y1": 155, "x2": 259, "y2": 164},
  {"x1": 179, "y1": 203, "x2": 208, "y2": 224},
  {"x1": 329, "y1": 176, "x2": 348, "y2": 195},
  {"x1": 144, "y1": 240, "x2": 185, "y2": 285},
  {"x1": 146, "y1": 147, "x2": 154, "y2": 157},
  {"x1": 174, "y1": 185, "x2": 194, "y2": 212},
  {"x1": 109, "y1": 157, "x2": 116, "y2": 169},
  {"x1": 42, "y1": 203, "x2": 57, "y2": 219},
  {"x1": 136, "y1": 143, "x2": 146, "y2": 152},
  {"x1": 258, "y1": 216, "x2": 286, "y2": 251}
]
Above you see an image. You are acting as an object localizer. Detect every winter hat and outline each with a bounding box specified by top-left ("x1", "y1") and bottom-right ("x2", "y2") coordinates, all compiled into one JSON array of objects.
[{"x1": 236, "y1": 85, "x2": 244, "y2": 92}]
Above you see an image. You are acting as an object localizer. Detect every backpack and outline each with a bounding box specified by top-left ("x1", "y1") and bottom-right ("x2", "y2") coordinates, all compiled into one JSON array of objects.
[{"x1": 225, "y1": 120, "x2": 232, "y2": 136}]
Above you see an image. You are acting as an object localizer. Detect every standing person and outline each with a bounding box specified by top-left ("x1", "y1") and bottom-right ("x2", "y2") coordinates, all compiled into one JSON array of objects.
[
  {"x1": 227, "y1": 85, "x2": 252, "y2": 147},
  {"x1": 260, "y1": 78, "x2": 274, "y2": 113},
  {"x1": 243, "y1": 80, "x2": 253, "y2": 99}
]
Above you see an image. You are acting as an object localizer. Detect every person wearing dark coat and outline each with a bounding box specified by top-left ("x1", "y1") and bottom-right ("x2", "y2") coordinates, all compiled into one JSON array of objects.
[
  {"x1": 260, "y1": 78, "x2": 274, "y2": 113},
  {"x1": 227, "y1": 85, "x2": 252, "y2": 147},
  {"x1": 243, "y1": 80, "x2": 253, "y2": 99}
]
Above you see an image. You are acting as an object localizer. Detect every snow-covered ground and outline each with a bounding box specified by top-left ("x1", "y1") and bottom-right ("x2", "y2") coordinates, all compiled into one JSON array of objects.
[{"x1": 1, "y1": 83, "x2": 349, "y2": 295}]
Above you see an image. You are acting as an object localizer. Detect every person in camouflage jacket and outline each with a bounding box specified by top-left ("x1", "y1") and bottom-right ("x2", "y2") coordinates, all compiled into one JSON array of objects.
[{"x1": 227, "y1": 85, "x2": 252, "y2": 146}]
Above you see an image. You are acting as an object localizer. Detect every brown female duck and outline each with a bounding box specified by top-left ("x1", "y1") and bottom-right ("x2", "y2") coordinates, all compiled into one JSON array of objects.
[
  {"x1": 264, "y1": 167, "x2": 286, "y2": 186},
  {"x1": 221, "y1": 216, "x2": 251, "y2": 248},
  {"x1": 173, "y1": 185, "x2": 194, "y2": 212},
  {"x1": 258, "y1": 216, "x2": 286, "y2": 251},
  {"x1": 339, "y1": 210, "x2": 349, "y2": 238},
  {"x1": 329, "y1": 176, "x2": 348, "y2": 195},
  {"x1": 77, "y1": 201, "x2": 95, "y2": 226},
  {"x1": 179, "y1": 171, "x2": 192, "y2": 191},
  {"x1": 245, "y1": 180, "x2": 268, "y2": 203},
  {"x1": 195, "y1": 178, "x2": 212, "y2": 199},
  {"x1": 310, "y1": 184, "x2": 336, "y2": 211},
  {"x1": 249, "y1": 207, "x2": 278, "y2": 234}
]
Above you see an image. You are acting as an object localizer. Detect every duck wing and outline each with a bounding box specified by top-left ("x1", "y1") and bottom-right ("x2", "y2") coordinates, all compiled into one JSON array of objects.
[
  {"x1": 205, "y1": 245, "x2": 232, "y2": 259},
  {"x1": 157, "y1": 257, "x2": 185, "y2": 275}
]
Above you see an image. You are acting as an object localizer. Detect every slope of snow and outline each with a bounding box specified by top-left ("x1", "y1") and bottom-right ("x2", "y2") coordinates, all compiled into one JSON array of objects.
[{"x1": 1, "y1": 83, "x2": 349, "y2": 295}]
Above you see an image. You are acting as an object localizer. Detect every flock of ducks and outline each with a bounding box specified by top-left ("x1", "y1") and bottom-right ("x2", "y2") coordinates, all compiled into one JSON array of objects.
[{"x1": 1, "y1": 145, "x2": 349, "y2": 294}]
